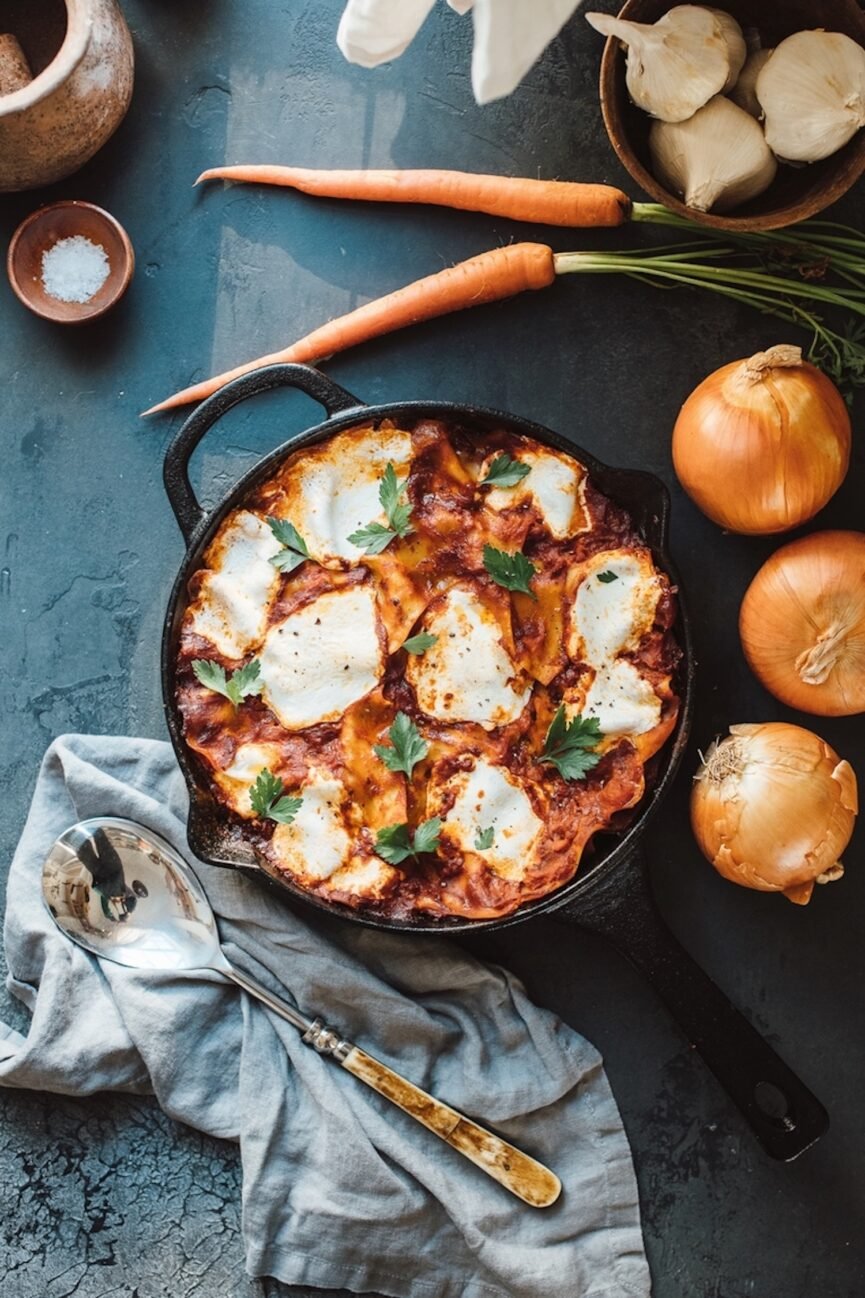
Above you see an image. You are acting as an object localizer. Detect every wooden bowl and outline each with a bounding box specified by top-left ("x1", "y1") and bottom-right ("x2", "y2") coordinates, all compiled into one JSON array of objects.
[
  {"x1": 6, "y1": 200, "x2": 134, "y2": 323},
  {"x1": 598, "y1": 0, "x2": 865, "y2": 230}
]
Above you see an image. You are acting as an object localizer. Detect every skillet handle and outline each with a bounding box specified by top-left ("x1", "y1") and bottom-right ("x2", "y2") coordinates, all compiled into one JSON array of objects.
[
  {"x1": 558, "y1": 852, "x2": 828, "y2": 1161},
  {"x1": 162, "y1": 363, "x2": 363, "y2": 542}
]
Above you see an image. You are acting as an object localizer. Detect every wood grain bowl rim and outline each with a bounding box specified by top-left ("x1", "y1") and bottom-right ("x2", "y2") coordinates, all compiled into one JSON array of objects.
[
  {"x1": 598, "y1": 0, "x2": 865, "y2": 231},
  {"x1": 6, "y1": 199, "x2": 135, "y2": 324}
]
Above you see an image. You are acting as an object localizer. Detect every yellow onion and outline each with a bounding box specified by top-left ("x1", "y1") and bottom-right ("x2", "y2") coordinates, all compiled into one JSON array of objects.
[
  {"x1": 672, "y1": 344, "x2": 850, "y2": 534},
  {"x1": 691, "y1": 722, "x2": 857, "y2": 905},
  {"x1": 740, "y1": 530, "x2": 865, "y2": 716}
]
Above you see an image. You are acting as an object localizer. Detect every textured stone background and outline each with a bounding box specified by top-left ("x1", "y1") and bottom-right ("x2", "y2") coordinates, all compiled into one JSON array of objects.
[{"x1": 1, "y1": 1, "x2": 864, "y2": 1295}]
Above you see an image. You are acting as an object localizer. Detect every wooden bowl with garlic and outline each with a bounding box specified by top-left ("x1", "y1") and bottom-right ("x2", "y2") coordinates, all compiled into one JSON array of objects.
[{"x1": 593, "y1": 0, "x2": 865, "y2": 230}]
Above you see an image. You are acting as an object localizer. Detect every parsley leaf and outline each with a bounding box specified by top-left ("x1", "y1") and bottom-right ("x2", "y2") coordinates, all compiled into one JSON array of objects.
[
  {"x1": 483, "y1": 544, "x2": 537, "y2": 599},
  {"x1": 191, "y1": 658, "x2": 230, "y2": 698},
  {"x1": 192, "y1": 657, "x2": 263, "y2": 708},
  {"x1": 249, "y1": 768, "x2": 302, "y2": 824},
  {"x1": 413, "y1": 817, "x2": 442, "y2": 856},
  {"x1": 375, "y1": 817, "x2": 442, "y2": 865},
  {"x1": 373, "y1": 711, "x2": 428, "y2": 779},
  {"x1": 267, "y1": 516, "x2": 310, "y2": 573},
  {"x1": 481, "y1": 453, "x2": 531, "y2": 489},
  {"x1": 348, "y1": 462, "x2": 413, "y2": 555},
  {"x1": 269, "y1": 795, "x2": 304, "y2": 824},
  {"x1": 225, "y1": 659, "x2": 263, "y2": 706},
  {"x1": 379, "y1": 463, "x2": 413, "y2": 536},
  {"x1": 597, "y1": 570, "x2": 618, "y2": 584},
  {"x1": 541, "y1": 706, "x2": 604, "y2": 781},
  {"x1": 475, "y1": 826, "x2": 495, "y2": 850},
  {"x1": 402, "y1": 631, "x2": 438, "y2": 655},
  {"x1": 346, "y1": 521, "x2": 395, "y2": 555},
  {"x1": 374, "y1": 822, "x2": 413, "y2": 864}
]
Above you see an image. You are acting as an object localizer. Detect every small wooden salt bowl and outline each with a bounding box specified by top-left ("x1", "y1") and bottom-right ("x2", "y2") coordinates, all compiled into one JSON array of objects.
[{"x1": 7, "y1": 200, "x2": 134, "y2": 323}]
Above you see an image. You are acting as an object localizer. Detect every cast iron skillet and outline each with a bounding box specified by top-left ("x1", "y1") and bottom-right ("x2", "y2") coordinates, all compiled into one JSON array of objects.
[{"x1": 161, "y1": 362, "x2": 828, "y2": 1162}]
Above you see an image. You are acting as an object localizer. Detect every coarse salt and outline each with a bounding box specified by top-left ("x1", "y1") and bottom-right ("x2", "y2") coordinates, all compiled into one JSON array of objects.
[{"x1": 41, "y1": 235, "x2": 111, "y2": 304}]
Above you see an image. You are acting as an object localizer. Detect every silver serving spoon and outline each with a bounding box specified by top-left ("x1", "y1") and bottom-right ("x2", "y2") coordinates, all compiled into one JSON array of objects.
[{"x1": 42, "y1": 817, "x2": 560, "y2": 1209}]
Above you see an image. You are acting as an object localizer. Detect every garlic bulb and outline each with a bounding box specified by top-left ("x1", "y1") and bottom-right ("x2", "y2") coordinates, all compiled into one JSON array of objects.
[
  {"x1": 586, "y1": 5, "x2": 746, "y2": 123},
  {"x1": 730, "y1": 47, "x2": 772, "y2": 119},
  {"x1": 708, "y1": 8, "x2": 749, "y2": 88},
  {"x1": 650, "y1": 96, "x2": 777, "y2": 212},
  {"x1": 757, "y1": 30, "x2": 865, "y2": 163}
]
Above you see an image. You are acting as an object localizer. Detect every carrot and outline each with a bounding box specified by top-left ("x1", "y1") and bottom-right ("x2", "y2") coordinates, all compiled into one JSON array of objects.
[
  {"x1": 142, "y1": 243, "x2": 556, "y2": 415},
  {"x1": 195, "y1": 165, "x2": 631, "y2": 229}
]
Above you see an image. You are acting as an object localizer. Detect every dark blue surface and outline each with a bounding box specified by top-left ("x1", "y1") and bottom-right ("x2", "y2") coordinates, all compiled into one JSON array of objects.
[{"x1": 1, "y1": 2, "x2": 864, "y2": 1295}]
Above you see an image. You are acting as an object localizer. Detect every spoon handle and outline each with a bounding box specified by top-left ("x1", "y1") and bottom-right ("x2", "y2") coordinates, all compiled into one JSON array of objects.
[
  {"x1": 338, "y1": 1042, "x2": 561, "y2": 1209},
  {"x1": 225, "y1": 962, "x2": 314, "y2": 1034},
  {"x1": 224, "y1": 966, "x2": 561, "y2": 1209}
]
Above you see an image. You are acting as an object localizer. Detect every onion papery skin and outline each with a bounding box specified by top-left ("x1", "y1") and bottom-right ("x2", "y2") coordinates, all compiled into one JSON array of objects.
[
  {"x1": 740, "y1": 530, "x2": 865, "y2": 716},
  {"x1": 672, "y1": 347, "x2": 851, "y2": 535},
  {"x1": 691, "y1": 722, "x2": 858, "y2": 904}
]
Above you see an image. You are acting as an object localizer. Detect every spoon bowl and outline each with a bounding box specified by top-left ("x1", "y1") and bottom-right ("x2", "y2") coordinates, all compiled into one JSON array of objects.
[{"x1": 42, "y1": 817, "x2": 222, "y2": 971}]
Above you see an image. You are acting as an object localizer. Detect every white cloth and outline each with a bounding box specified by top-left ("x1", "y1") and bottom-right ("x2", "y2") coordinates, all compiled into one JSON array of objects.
[{"x1": 337, "y1": 0, "x2": 584, "y2": 104}]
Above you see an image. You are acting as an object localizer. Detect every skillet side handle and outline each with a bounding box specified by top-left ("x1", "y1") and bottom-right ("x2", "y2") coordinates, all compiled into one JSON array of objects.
[
  {"x1": 558, "y1": 853, "x2": 828, "y2": 1161},
  {"x1": 162, "y1": 363, "x2": 363, "y2": 543}
]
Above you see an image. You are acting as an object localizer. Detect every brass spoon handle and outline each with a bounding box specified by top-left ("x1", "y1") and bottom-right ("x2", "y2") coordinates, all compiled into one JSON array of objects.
[
  {"x1": 341, "y1": 1045, "x2": 561, "y2": 1209},
  {"x1": 225, "y1": 966, "x2": 561, "y2": 1209}
]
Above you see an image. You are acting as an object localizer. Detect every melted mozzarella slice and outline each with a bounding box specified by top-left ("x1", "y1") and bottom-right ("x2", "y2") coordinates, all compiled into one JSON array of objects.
[
  {"x1": 188, "y1": 511, "x2": 281, "y2": 657},
  {"x1": 484, "y1": 447, "x2": 588, "y2": 539},
  {"x1": 405, "y1": 584, "x2": 531, "y2": 729},
  {"x1": 271, "y1": 427, "x2": 413, "y2": 566},
  {"x1": 270, "y1": 770, "x2": 352, "y2": 882},
  {"x1": 213, "y1": 742, "x2": 283, "y2": 817},
  {"x1": 327, "y1": 855, "x2": 396, "y2": 898},
  {"x1": 269, "y1": 769, "x2": 397, "y2": 898},
  {"x1": 259, "y1": 584, "x2": 384, "y2": 729},
  {"x1": 579, "y1": 661, "x2": 662, "y2": 737},
  {"x1": 434, "y1": 758, "x2": 543, "y2": 882},
  {"x1": 568, "y1": 550, "x2": 662, "y2": 663}
]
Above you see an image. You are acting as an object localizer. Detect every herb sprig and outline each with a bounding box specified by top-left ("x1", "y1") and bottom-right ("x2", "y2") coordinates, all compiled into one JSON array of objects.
[
  {"x1": 267, "y1": 517, "x2": 311, "y2": 573},
  {"x1": 249, "y1": 769, "x2": 302, "y2": 824},
  {"x1": 481, "y1": 454, "x2": 531, "y2": 489},
  {"x1": 375, "y1": 817, "x2": 442, "y2": 865},
  {"x1": 483, "y1": 544, "x2": 537, "y2": 599},
  {"x1": 373, "y1": 712, "x2": 428, "y2": 779},
  {"x1": 192, "y1": 658, "x2": 263, "y2": 709},
  {"x1": 348, "y1": 462, "x2": 413, "y2": 555},
  {"x1": 474, "y1": 826, "x2": 495, "y2": 850},
  {"x1": 402, "y1": 631, "x2": 438, "y2": 655},
  {"x1": 565, "y1": 204, "x2": 865, "y2": 403},
  {"x1": 597, "y1": 570, "x2": 619, "y2": 584},
  {"x1": 541, "y1": 706, "x2": 604, "y2": 781}
]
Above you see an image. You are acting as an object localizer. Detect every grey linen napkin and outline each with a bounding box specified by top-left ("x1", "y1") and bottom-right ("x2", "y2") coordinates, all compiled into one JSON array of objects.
[{"x1": 0, "y1": 734, "x2": 650, "y2": 1298}]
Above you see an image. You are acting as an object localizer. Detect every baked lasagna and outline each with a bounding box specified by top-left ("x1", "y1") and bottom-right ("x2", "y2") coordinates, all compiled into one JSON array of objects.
[{"x1": 175, "y1": 418, "x2": 680, "y2": 921}]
